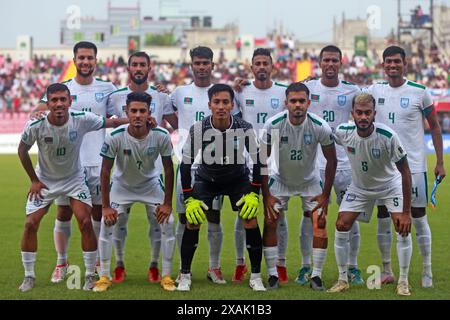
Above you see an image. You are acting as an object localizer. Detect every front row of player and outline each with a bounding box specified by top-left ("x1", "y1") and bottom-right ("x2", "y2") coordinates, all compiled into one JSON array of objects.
[{"x1": 18, "y1": 82, "x2": 413, "y2": 295}]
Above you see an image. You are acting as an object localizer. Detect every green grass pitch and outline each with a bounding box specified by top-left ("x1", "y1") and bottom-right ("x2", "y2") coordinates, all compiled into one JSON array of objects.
[{"x1": 0, "y1": 154, "x2": 449, "y2": 300}]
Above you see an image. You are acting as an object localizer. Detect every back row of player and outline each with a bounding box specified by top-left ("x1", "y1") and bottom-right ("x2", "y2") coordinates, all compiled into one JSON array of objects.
[{"x1": 19, "y1": 42, "x2": 444, "y2": 294}]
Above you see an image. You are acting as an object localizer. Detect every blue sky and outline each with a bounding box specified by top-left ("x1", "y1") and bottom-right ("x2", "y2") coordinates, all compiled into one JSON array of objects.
[{"x1": 0, "y1": 0, "x2": 448, "y2": 47}]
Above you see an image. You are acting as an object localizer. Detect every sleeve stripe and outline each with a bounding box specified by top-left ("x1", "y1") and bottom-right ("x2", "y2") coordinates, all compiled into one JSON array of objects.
[{"x1": 100, "y1": 154, "x2": 115, "y2": 160}]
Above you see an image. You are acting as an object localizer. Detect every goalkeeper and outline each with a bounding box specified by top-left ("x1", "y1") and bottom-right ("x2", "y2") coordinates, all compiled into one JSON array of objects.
[{"x1": 178, "y1": 84, "x2": 266, "y2": 292}]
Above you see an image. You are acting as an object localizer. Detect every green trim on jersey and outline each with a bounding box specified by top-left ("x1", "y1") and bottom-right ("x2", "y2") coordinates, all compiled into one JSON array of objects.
[
  {"x1": 30, "y1": 118, "x2": 45, "y2": 127},
  {"x1": 110, "y1": 87, "x2": 129, "y2": 95},
  {"x1": 395, "y1": 154, "x2": 407, "y2": 165},
  {"x1": 407, "y1": 81, "x2": 426, "y2": 90},
  {"x1": 70, "y1": 112, "x2": 86, "y2": 117},
  {"x1": 100, "y1": 153, "x2": 115, "y2": 160},
  {"x1": 150, "y1": 85, "x2": 157, "y2": 91},
  {"x1": 101, "y1": 117, "x2": 106, "y2": 128},
  {"x1": 61, "y1": 79, "x2": 72, "y2": 84},
  {"x1": 424, "y1": 172, "x2": 428, "y2": 203},
  {"x1": 275, "y1": 82, "x2": 288, "y2": 88},
  {"x1": 423, "y1": 105, "x2": 434, "y2": 118},
  {"x1": 111, "y1": 128, "x2": 126, "y2": 136},
  {"x1": 341, "y1": 80, "x2": 356, "y2": 86},
  {"x1": 271, "y1": 113, "x2": 287, "y2": 125},
  {"x1": 95, "y1": 78, "x2": 111, "y2": 83},
  {"x1": 338, "y1": 125, "x2": 356, "y2": 130},
  {"x1": 158, "y1": 177, "x2": 165, "y2": 192},
  {"x1": 152, "y1": 128, "x2": 169, "y2": 135},
  {"x1": 376, "y1": 127, "x2": 393, "y2": 138},
  {"x1": 307, "y1": 113, "x2": 322, "y2": 126},
  {"x1": 268, "y1": 177, "x2": 275, "y2": 188},
  {"x1": 376, "y1": 81, "x2": 389, "y2": 85}
]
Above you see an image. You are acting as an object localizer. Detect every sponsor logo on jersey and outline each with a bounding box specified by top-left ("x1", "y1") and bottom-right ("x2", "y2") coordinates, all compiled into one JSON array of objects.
[
  {"x1": 146, "y1": 147, "x2": 156, "y2": 155},
  {"x1": 271, "y1": 98, "x2": 280, "y2": 109},
  {"x1": 377, "y1": 98, "x2": 385, "y2": 105},
  {"x1": 400, "y1": 97, "x2": 409, "y2": 109},
  {"x1": 337, "y1": 95, "x2": 347, "y2": 106},
  {"x1": 304, "y1": 133, "x2": 312, "y2": 145},
  {"x1": 101, "y1": 143, "x2": 110, "y2": 154},
  {"x1": 69, "y1": 131, "x2": 78, "y2": 142},
  {"x1": 123, "y1": 149, "x2": 132, "y2": 155},
  {"x1": 347, "y1": 146, "x2": 355, "y2": 154},
  {"x1": 346, "y1": 193, "x2": 356, "y2": 202},
  {"x1": 281, "y1": 136, "x2": 288, "y2": 144},
  {"x1": 184, "y1": 97, "x2": 193, "y2": 104},
  {"x1": 150, "y1": 102, "x2": 156, "y2": 114},
  {"x1": 245, "y1": 99, "x2": 255, "y2": 107},
  {"x1": 371, "y1": 148, "x2": 381, "y2": 159},
  {"x1": 44, "y1": 137, "x2": 53, "y2": 144},
  {"x1": 95, "y1": 93, "x2": 104, "y2": 103},
  {"x1": 311, "y1": 94, "x2": 320, "y2": 102}
]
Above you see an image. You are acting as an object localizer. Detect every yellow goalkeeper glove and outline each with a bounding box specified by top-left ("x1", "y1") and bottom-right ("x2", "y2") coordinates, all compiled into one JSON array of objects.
[
  {"x1": 184, "y1": 197, "x2": 209, "y2": 225},
  {"x1": 236, "y1": 192, "x2": 260, "y2": 220}
]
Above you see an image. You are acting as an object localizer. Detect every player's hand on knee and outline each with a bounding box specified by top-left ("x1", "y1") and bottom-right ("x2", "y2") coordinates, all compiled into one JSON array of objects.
[
  {"x1": 156, "y1": 204, "x2": 172, "y2": 224},
  {"x1": 237, "y1": 192, "x2": 260, "y2": 220},
  {"x1": 28, "y1": 180, "x2": 48, "y2": 201},
  {"x1": 102, "y1": 207, "x2": 118, "y2": 226},
  {"x1": 311, "y1": 193, "x2": 329, "y2": 217},
  {"x1": 185, "y1": 197, "x2": 208, "y2": 225},
  {"x1": 263, "y1": 194, "x2": 281, "y2": 222}
]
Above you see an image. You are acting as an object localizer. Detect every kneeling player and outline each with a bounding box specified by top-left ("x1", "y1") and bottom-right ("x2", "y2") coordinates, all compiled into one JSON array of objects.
[
  {"x1": 178, "y1": 84, "x2": 266, "y2": 292},
  {"x1": 261, "y1": 82, "x2": 337, "y2": 290},
  {"x1": 94, "y1": 92, "x2": 176, "y2": 292},
  {"x1": 328, "y1": 93, "x2": 412, "y2": 296}
]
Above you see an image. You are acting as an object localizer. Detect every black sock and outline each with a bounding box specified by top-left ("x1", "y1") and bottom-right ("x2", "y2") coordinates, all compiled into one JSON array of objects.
[
  {"x1": 180, "y1": 228, "x2": 199, "y2": 274},
  {"x1": 245, "y1": 226, "x2": 262, "y2": 274}
]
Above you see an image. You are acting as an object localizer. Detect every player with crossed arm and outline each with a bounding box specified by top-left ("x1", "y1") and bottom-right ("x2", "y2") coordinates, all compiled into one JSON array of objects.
[
  {"x1": 93, "y1": 92, "x2": 176, "y2": 292},
  {"x1": 171, "y1": 46, "x2": 227, "y2": 284},
  {"x1": 106, "y1": 51, "x2": 178, "y2": 283},
  {"x1": 366, "y1": 46, "x2": 445, "y2": 288},
  {"x1": 36, "y1": 42, "x2": 119, "y2": 283},
  {"x1": 178, "y1": 84, "x2": 265, "y2": 292},
  {"x1": 260, "y1": 82, "x2": 337, "y2": 291},
  {"x1": 233, "y1": 48, "x2": 289, "y2": 283},
  {"x1": 327, "y1": 93, "x2": 413, "y2": 296},
  {"x1": 18, "y1": 83, "x2": 126, "y2": 292},
  {"x1": 303, "y1": 45, "x2": 364, "y2": 286}
]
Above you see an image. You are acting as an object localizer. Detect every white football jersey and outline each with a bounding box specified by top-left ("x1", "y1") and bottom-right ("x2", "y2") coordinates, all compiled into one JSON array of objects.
[
  {"x1": 234, "y1": 82, "x2": 287, "y2": 134},
  {"x1": 21, "y1": 111, "x2": 105, "y2": 182},
  {"x1": 261, "y1": 110, "x2": 334, "y2": 188},
  {"x1": 41, "y1": 78, "x2": 118, "y2": 167},
  {"x1": 100, "y1": 125, "x2": 173, "y2": 191},
  {"x1": 107, "y1": 85, "x2": 174, "y2": 125},
  {"x1": 334, "y1": 122, "x2": 407, "y2": 190},
  {"x1": 305, "y1": 79, "x2": 361, "y2": 170},
  {"x1": 366, "y1": 80, "x2": 433, "y2": 173}
]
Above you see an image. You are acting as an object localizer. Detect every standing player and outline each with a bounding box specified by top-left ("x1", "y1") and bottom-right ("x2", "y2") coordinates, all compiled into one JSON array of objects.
[
  {"x1": 303, "y1": 45, "x2": 363, "y2": 285},
  {"x1": 37, "y1": 42, "x2": 119, "y2": 283},
  {"x1": 260, "y1": 82, "x2": 337, "y2": 290},
  {"x1": 233, "y1": 48, "x2": 289, "y2": 283},
  {"x1": 94, "y1": 92, "x2": 176, "y2": 292},
  {"x1": 366, "y1": 46, "x2": 445, "y2": 287},
  {"x1": 107, "y1": 51, "x2": 177, "y2": 283},
  {"x1": 18, "y1": 83, "x2": 126, "y2": 292},
  {"x1": 171, "y1": 46, "x2": 226, "y2": 284},
  {"x1": 177, "y1": 84, "x2": 265, "y2": 292},
  {"x1": 328, "y1": 93, "x2": 413, "y2": 296}
]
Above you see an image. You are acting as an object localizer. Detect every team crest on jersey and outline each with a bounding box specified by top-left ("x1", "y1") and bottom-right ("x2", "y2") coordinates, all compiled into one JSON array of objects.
[
  {"x1": 400, "y1": 98, "x2": 409, "y2": 109},
  {"x1": 245, "y1": 99, "x2": 255, "y2": 107},
  {"x1": 371, "y1": 148, "x2": 381, "y2": 159},
  {"x1": 378, "y1": 98, "x2": 385, "y2": 105},
  {"x1": 280, "y1": 136, "x2": 289, "y2": 144},
  {"x1": 347, "y1": 146, "x2": 355, "y2": 154},
  {"x1": 150, "y1": 102, "x2": 156, "y2": 114},
  {"x1": 346, "y1": 193, "x2": 356, "y2": 202},
  {"x1": 69, "y1": 131, "x2": 78, "y2": 142},
  {"x1": 44, "y1": 137, "x2": 53, "y2": 144},
  {"x1": 184, "y1": 97, "x2": 193, "y2": 104},
  {"x1": 337, "y1": 95, "x2": 347, "y2": 106},
  {"x1": 123, "y1": 149, "x2": 132, "y2": 155},
  {"x1": 33, "y1": 197, "x2": 43, "y2": 207},
  {"x1": 271, "y1": 98, "x2": 280, "y2": 109},
  {"x1": 304, "y1": 133, "x2": 312, "y2": 145},
  {"x1": 95, "y1": 93, "x2": 104, "y2": 103},
  {"x1": 146, "y1": 147, "x2": 156, "y2": 155}
]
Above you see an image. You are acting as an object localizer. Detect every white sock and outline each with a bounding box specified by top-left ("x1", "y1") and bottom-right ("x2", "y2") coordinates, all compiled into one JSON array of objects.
[
  {"x1": 146, "y1": 206, "x2": 161, "y2": 267},
  {"x1": 412, "y1": 215, "x2": 432, "y2": 276},
  {"x1": 161, "y1": 216, "x2": 176, "y2": 277},
  {"x1": 311, "y1": 248, "x2": 327, "y2": 278},
  {"x1": 21, "y1": 251, "x2": 36, "y2": 278},
  {"x1": 83, "y1": 251, "x2": 97, "y2": 276},
  {"x1": 377, "y1": 217, "x2": 392, "y2": 272},
  {"x1": 300, "y1": 217, "x2": 313, "y2": 267},
  {"x1": 396, "y1": 233, "x2": 412, "y2": 283},
  {"x1": 99, "y1": 218, "x2": 113, "y2": 278},
  {"x1": 263, "y1": 246, "x2": 278, "y2": 277},
  {"x1": 113, "y1": 212, "x2": 129, "y2": 265},
  {"x1": 277, "y1": 214, "x2": 288, "y2": 266},
  {"x1": 334, "y1": 230, "x2": 350, "y2": 281},
  {"x1": 234, "y1": 216, "x2": 246, "y2": 266},
  {"x1": 250, "y1": 272, "x2": 262, "y2": 280},
  {"x1": 53, "y1": 219, "x2": 71, "y2": 265},
  {"x1": 207, "y1": 222, "x2": 223, "y2": 269},
  {"x1": 348, "y1": 221, "x2": 360, "y2": 268},
  {"x1": 91, "y1": 218, "x2": 101, "y2": 263}
]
